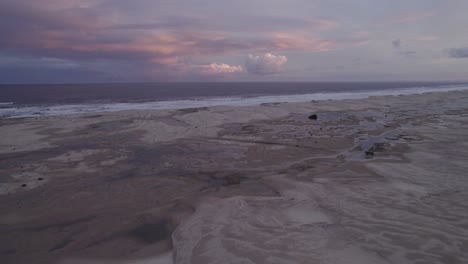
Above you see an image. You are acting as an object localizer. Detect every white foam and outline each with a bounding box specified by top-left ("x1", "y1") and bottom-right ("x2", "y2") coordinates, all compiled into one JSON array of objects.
[{"x1": 2, "y1": 84, "x2": 468, "y2": 119}]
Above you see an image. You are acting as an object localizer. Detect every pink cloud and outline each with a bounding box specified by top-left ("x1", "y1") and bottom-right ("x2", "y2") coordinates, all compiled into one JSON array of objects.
[
  {"x1": 197, "y1": 63, "x2": 243, "y2": 74},
  {"x1": 166, "y1": 62, "x2": 243, "y2": 80},
  {"x1": 268, "y1": 33, "x2": 336, "y2": 52},
  {"x1": 0, "y1": 0, "x2": 339, "y2": 80},
  {"x1": 4, "y1": 28, "x2": 335, "y2": 67},
  {"x1": 2, "y1": 1, "x2": 339, "y2": 61}
]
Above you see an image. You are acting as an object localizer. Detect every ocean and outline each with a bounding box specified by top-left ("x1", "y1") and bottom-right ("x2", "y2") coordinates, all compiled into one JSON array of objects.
[{"x1": 1, "y1": 82, "x2": 468, "y2": 118}]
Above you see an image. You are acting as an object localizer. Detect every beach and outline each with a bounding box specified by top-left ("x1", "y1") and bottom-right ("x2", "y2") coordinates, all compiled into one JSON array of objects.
[{"x1": 1, "y1": 89, "x2": 468, "y2": 264}]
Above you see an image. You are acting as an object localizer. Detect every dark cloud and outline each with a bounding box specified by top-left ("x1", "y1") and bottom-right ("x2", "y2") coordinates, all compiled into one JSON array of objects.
[
  {"x1": 109, "y1": 16, "x2": 206, "y2": 30},
  {"x1": 0, "y1": 0, "x2": 343, "y2": 82},
  {"x1": 448, "y1": 48, "x2": 468, "y2": 58},
  {"x1": 0, "y1": 65, "x2": 114, "y2": 84},
  {"x1": 0, "y1": 2, "x2": 103, "y2": 32},
  {"x1": 0, "y1": 0, "x2": 333, "y2": 65}
]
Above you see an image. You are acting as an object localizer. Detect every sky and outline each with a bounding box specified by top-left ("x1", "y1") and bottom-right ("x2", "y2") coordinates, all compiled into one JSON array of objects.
[{"x1": 0, "y1": 0, "x2": 467, "y2": 83}]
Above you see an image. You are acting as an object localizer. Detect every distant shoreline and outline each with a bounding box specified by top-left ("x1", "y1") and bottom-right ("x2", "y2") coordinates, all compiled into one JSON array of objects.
[{"x1": 1, "y1": 83, "x2": 468, "y2": 119}]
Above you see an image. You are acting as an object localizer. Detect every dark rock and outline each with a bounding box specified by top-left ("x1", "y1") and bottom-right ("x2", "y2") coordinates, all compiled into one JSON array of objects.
[
  {"x1": 308, "y1": 114, "x2": 318, "y2": 120},
  {"x1": 21, "y1": 184, "x2": 27, "y2": 187},
  {"x1": 365, "y1": 151, "x2": 374, "y2": 159},
  {"x1": 38, "y1": 178, "x2": 43, "y2": 181}
]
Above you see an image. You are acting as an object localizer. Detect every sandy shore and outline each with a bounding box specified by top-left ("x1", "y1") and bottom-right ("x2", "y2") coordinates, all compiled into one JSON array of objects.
[{"x1": 1, "y1": 90, "x2": 468, "y2": 264}]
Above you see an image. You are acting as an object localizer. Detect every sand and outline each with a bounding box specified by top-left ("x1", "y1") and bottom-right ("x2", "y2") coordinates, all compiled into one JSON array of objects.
[{"x1": 1, "y1": 90, "x2": 468, "y2": 264}]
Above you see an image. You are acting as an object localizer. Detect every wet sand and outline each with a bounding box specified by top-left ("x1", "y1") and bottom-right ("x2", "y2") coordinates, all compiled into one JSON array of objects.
[{"x1": 1, "y1": 90, "x2": 468, "y2": 264}]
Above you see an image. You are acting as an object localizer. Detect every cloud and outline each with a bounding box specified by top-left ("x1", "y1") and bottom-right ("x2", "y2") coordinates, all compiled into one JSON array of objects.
[
  {"x1": 352, "y1": 31, "x2": 369, "y2": 38},
  {"x1": 390, "y1": 36, "x2": 437, "y2": 50},
  {"x1": 267, "y1": 33, "x2": 335, "y2": 52},
  {"x1": 0, "y1": 55, "x2": 78, "y2": 69},
  {"x1": 159, "y1": 62, "x2": 243, "y2": 81},
  {"x1": 304, "y1": 18, "x2": 338, "y2": 31},
  {"x1": 408, "y1": 36, "x2": 438, "y2": 41},
  {"x1": 391, "y1": 11, "x2": 435, "y2": 23},
  {"x1": 0, "y1": 0, "x2": 342, "y2": 82},
  {"x1": 355, "y1": 40, "x2": 370, "y2": 47},
  {"x1": 245, "y1": 53, "x2": 287, "y2": 75},
  {"x1": 447, "y1": 48, "x2": 468, "y2": 58},
  {"x1": 0, "y1": 1, "x2": 333, "y2": 65},
  {"x1": 197, "y1": 63, "x2": 243, "y2": 74},
  {"x1": 399, "y1": 51, "x2": 417, "y2": 58}
]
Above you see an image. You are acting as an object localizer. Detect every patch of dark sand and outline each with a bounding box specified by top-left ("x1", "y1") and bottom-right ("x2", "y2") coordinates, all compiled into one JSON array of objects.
[
  {"x1": 1, "y1": 249, "x2": 16, "y2": 255},
  {"x1": 81, "y1": 115, "x2": 104, "y2": 119},
  {"x1": 29, "y1": 216, "x2": 95, "y2": 232},
  {"x1": 104, "y1": 144, "x2": 186, "y2": 181},
  {"x1": 177, "y1": 107, "x2": 209, "y2": 114},
  {"x1": 49, "y1": 238, "x2": 74, "y2": 252},
  {"x1": 130, "y1": 219, "x2": 173, "y2": 244},
  {"x1": 84, "y1": 217, "x2": 175, "y2": 251},
  {"x1": 88, "y1": 119, "x2": 134, "y2": 130},
  {"x1": 202, "y1": 171, "x2": 246, "y2": 188}
]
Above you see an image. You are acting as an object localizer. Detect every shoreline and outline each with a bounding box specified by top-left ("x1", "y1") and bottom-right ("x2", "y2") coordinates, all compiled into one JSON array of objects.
[
  {"x1": 1, "y1": 90, "x2": 468, "y2": 264},
  {"x1": 2, "y1": 83, "x2": 468, "y2": 119}
]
